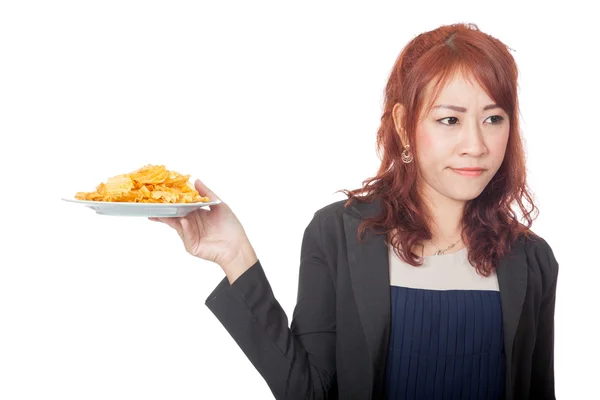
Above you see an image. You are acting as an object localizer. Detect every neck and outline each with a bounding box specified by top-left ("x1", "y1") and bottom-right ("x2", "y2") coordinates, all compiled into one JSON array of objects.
[
  {"x1": 420, "y1": 188, "x2": 465, "y2": 248},
  {"x1": 430, "y1": 209, "x2": 464, "y2": 245}
]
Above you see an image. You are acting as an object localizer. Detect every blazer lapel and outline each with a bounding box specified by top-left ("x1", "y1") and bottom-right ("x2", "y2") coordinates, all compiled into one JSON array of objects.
[
  {"x1": 342, "y1": 196, "x2": 529, "y2": 400},
  {"x1": 343, "y1": 198, "x2": 391, "y2": 396},
  {"x1": 496, "y1": 239, "x2": 528, "y2": 399}
]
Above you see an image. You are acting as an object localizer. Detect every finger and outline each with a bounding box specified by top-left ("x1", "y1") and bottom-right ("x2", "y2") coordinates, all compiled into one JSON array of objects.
[
  {"x1": 194, "y1": 179, "x2": 221, "y2": 202},
  {"x1": 148, "y1": 217, "x2": 160, "y2": 222},
  {"x1": 179, "y1": 217, "x2": 201, "y2": 252},
  {"x1": 180, "y1": 218, "x2": 193, "y2": 241}
]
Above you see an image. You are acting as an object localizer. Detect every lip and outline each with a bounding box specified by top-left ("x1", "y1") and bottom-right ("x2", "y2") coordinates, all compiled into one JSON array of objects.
[{"x1": 451, "y1": 168, "x2": 485, "y2": 177}]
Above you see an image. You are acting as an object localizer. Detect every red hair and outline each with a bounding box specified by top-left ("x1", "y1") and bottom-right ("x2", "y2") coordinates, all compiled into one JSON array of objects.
[{"x1": 336, "y1": 22, "x2": 539, "y2": 276}]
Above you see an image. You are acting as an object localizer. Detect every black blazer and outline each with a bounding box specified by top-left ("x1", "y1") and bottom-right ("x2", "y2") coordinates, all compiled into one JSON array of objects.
[{"x1": 205, "y1": 197, "x2": 559, "y2": 399}]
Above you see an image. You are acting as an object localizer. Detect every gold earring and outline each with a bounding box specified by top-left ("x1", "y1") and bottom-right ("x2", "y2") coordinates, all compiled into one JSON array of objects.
[{"x1": 401, "y1": 144, "x2": 413, "y2": 163}]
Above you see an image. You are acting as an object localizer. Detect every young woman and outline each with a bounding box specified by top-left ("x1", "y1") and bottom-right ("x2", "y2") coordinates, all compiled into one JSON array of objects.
[{"x1": 150, "y1": 22, "x2": 559, "y2": 400}]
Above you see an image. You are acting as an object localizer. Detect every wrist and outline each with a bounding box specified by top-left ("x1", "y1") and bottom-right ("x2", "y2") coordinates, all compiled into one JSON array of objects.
[{"x1": 221, "y1": 242, "x2": 258, "y2": 285}]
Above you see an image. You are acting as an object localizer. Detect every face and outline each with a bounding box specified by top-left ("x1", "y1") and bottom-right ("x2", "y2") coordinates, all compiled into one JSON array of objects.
[{"x1": 394, "y1": 72, "x2": 510, "y2": 206}]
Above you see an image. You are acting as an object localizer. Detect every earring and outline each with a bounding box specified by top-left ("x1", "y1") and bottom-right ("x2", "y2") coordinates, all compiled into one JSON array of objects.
[{"x1": 401, "y1": 144, "x2": 413, "y2": 163}]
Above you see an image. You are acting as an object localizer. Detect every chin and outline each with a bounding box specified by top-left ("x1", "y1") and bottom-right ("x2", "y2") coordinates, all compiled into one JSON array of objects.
[{"x1": 449, "y1": 187, "x2": 485, "y2": 202}]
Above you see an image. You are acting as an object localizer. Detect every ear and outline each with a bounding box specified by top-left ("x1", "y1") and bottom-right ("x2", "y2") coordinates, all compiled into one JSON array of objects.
[{"x1": 392, "y1": 103, "x2": 408, "y2": 146}]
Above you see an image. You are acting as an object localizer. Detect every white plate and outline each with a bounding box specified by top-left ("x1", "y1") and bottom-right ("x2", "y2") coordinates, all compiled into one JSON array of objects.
[{"x1": 61, "y1": 197, "x2": 222, "y2": 217}]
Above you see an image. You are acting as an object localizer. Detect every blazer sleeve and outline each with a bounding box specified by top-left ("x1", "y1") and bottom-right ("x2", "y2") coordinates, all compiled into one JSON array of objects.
[
  {"x1": 204, "y1": 209, "x2": 336, "y2": 400},
  {"x1": 530, "y1": 238, "x2": 559, "y2": 399}
]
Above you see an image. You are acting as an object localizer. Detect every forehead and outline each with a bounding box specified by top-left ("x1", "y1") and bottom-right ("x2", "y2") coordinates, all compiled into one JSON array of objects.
[{"x1": 425, "y1": 70, "x2": 493, "y2": 106}]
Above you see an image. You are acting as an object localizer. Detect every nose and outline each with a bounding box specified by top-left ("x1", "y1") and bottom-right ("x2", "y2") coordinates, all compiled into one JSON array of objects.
[{"x1": 459, "y1": 122, "x2": 487, "y2": 157}]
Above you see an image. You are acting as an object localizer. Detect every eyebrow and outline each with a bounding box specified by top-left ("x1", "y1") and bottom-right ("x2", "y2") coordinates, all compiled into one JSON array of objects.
[{"x1": 432, "y1": 104, "x2": 500, "y2": 112}]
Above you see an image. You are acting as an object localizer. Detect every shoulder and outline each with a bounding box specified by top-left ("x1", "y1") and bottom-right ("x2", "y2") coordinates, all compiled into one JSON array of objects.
[
  {"x1": 308, "y1": 198, "x2": 349, "y2": 239},
  {"x1": 303, "y1": 199, "x2": 355, "y2": 255},
  {"x1": 312, "y1": 197, "x2": 365, "y2": 235},
  {"x1": 315, "y1": 199, "x2": 349, "y2": 220},
  {"x1": 314, "y1": 196, "x2": 374, "y2": 221},
  {"x1": 520, "y1": 232, "x2": 560, "y2": 289}
]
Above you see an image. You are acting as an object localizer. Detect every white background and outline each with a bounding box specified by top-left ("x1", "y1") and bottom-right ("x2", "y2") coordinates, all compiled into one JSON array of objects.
[{"x1": 1, "y1": 1, "x2": 598, "y2": 399}]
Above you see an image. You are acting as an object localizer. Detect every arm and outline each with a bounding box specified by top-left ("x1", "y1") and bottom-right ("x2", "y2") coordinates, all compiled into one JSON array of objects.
[
  {"x1": 205, "y1": 210, "x2": 336, "y2": 399},
  {"x1": 530, "y1": 238, "x2": 559, "y2": 399}
]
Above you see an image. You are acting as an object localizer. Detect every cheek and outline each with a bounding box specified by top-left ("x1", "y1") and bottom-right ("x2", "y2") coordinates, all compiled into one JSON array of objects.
[
  {"x1": 419, "y1": 130, "x2": 436, "y2": 148},
  {"x1": 488, "y1": 129, "x2": 510, "y2": 158},
  {"x1": 482, "y1": 131, "x2": 510, "y2": 176},
  {"x1": 416, "y1": 130, "x2": 448, "y2": 165}
]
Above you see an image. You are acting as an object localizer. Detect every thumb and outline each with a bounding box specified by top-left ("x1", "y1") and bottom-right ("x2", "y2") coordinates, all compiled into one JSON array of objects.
[{"x1": 194, "y1": 178, "x2": 221, "y2": 202}]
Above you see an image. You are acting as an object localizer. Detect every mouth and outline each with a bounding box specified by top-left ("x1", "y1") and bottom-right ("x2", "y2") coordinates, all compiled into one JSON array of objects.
[{"x1": 451, "y1": 168, "x2": 485, "y2": 177}]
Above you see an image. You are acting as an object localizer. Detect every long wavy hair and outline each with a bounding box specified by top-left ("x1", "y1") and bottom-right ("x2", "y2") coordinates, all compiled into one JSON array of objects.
[{"x1": 336, "y1": 22, "x2": 539, "y2": 276}]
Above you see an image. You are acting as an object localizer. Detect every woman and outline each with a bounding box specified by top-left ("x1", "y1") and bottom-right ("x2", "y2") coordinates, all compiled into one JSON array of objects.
[{"x1": 150, "y1": 23, "x2": 559, "y2": 400}]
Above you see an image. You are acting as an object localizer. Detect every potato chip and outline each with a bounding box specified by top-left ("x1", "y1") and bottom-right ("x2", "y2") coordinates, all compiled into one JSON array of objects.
[{"x1": 74, "y1": 164, "x2": 210, "y2": 203}]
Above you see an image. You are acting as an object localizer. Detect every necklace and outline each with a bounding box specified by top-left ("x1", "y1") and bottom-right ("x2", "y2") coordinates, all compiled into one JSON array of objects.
[{"x1": 431, "y1": 237, "x2": 462, "y2": 256}]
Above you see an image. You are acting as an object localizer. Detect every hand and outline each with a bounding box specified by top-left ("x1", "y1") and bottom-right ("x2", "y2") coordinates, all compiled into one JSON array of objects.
[{"x1": 149, "y1": 179, "x2": 257, "y2": 281}]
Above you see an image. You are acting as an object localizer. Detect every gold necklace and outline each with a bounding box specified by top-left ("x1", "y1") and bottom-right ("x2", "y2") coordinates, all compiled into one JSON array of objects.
[{"x1": 431, "y1": 237, "x2": 462, "y2": 256}]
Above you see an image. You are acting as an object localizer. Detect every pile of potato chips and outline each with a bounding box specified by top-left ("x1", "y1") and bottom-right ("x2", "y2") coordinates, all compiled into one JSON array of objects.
[{"x1": 74, "y1": 164, "x2": 210, "y2": 203}]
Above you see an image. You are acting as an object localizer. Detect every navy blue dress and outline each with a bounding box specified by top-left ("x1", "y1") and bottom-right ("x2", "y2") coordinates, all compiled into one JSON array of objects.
[{"x1": 384, "y1": 246, "x2": 506, "y2": 400}]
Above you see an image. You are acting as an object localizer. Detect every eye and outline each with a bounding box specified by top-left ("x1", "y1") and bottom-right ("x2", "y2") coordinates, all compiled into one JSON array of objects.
[
  {"x1": 485, "y1": 115, "x2": 505, "y2": 124},
  {"x1": 437, "y1": 117, "x2": 459, "y2": 125},
  {"x1": 436, "y1": 115, "x2": 505, "y2": 126}
]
